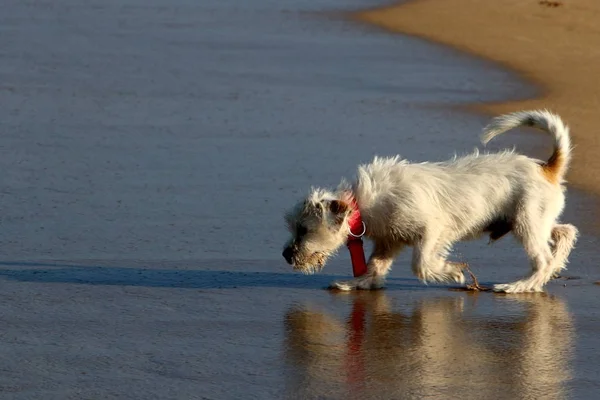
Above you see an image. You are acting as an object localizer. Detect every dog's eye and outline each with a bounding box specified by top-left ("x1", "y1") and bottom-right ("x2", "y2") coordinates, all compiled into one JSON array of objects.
[{"x1": 296, "y1": 225, "x2": 308, "y2": 237}]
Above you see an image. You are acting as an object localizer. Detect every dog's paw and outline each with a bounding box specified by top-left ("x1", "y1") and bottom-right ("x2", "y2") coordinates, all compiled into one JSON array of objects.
[
  {"x1": 329, "y1": 279, "x2": 357, "y2": 291},
  {"x1": 452, "y1": 271, "x2": 466, "y2": 285},
  {"x1": 492, "y1": 283, "x2": 512, "y2": 293},
  {"x1": 492, "y1": 282, "x2": 543, "y2": 293},
  {"x1": 447, "y1": 262, "x2": 467, "y2": 284},
  {"x1": 357, "y1": 276, "x2": 385, "y2": 290},
  {"x1": 329, "y1": 276, "x2": 384, "y2": 291}
]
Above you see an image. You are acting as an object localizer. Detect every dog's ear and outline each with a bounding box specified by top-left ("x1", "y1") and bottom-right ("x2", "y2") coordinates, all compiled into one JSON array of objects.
[{"x1": 329, "y1": 199, "x2": 350, "y2": 215}]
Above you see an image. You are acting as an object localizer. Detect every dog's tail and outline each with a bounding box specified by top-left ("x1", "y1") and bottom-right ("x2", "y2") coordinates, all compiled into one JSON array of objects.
[{"x1": 481, "y1": 109, "x2": 572, "y2": 184}]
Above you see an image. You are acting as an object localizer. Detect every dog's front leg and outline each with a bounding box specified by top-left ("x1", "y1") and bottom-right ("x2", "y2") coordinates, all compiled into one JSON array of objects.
[{"x1": 330, "y1": 242, "x2": 403, "y2": 291}]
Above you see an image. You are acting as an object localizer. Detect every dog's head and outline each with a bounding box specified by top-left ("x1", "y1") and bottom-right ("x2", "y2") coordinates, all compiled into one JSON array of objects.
[{"x1": 282, "y1": 188, "x2": 353, "y2": 274}]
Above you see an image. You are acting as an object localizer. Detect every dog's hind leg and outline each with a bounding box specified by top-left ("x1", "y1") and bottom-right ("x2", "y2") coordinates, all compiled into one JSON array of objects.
[
  {"x1": 411, "y1": 234, "x2": 465, "y2": 285},
  {"x1": 494, "y1": 210, "x2": 555, "y2": 293},
  {"x1": 550, "y1": 223, "x2": 578, "y2": 277},
  {"x1": 330, "y1": 241, "x2": 404, "y2": 291}
]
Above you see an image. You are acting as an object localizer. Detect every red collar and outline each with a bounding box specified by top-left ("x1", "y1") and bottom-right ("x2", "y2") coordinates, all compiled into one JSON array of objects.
[{"x1": 346, "y1": 198, "x2": 368, "y2": 277}]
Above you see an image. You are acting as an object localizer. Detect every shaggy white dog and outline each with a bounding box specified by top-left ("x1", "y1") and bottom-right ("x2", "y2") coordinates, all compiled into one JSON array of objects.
[{"x1": 282, "y1": 110, "x2": 578, "y2": 293}]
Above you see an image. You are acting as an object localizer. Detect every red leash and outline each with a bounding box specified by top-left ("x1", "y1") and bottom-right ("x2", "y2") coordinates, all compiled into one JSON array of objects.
[{"x1": 347, "y1": 199, "x2": 368, "y2": 277}]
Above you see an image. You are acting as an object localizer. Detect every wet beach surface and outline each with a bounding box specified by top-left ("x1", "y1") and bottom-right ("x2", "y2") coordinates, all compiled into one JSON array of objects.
[{"x1": 1, "y1": 0, "x2": 599, "y2": 399}]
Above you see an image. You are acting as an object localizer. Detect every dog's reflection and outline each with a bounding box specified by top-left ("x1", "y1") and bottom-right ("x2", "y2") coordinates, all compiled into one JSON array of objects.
[{"x1": 284, "y1": 292, "x2": 573, "y2": 400}]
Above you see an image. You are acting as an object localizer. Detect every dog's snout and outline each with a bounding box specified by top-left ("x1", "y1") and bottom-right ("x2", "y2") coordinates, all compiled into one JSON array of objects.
[{"x1": 282, "y1": 247, "x2": 294, "y2": 264}]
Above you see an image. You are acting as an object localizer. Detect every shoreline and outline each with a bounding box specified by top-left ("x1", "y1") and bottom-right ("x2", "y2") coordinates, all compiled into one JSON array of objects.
[{"x1": 353, "y1": 0, "x2": 600, "y2": 195}]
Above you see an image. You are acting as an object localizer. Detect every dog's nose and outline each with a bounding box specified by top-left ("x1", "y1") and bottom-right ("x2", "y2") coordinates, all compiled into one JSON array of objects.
[{"x1": 282, "y1": 247, "x2": 293, "y2": 264}]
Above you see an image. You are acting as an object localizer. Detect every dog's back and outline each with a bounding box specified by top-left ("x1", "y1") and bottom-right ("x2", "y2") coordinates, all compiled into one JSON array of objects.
[{"x1": 354, "y1": 110, "x2": 571, "y2": 244}]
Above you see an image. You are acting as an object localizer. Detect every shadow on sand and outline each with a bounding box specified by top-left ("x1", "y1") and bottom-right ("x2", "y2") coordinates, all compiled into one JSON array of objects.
[{"x1": 0, "y1": 261, "x2": 439, "y2": 290}]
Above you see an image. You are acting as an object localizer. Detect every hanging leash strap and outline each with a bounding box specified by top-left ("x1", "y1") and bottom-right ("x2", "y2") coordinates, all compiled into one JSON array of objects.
[{"x1": 346, "y1": 199, "x2": 368, "y2": 277}]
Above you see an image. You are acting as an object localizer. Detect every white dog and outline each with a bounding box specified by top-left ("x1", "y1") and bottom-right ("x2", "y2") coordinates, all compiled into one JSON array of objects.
[{"x1": 282, "y1": 110, "x2": 578, "y2": 293}]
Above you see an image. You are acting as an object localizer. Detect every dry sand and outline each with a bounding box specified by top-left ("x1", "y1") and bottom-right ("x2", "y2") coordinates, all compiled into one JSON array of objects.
[{"x1": 356, "y1": 0, "x2": 600, "y2": 195}]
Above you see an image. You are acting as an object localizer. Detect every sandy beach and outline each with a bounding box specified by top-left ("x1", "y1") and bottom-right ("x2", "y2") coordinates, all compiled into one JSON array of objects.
[{"x1": 357, "y1": 0, "x2": 600, "y2": 195}]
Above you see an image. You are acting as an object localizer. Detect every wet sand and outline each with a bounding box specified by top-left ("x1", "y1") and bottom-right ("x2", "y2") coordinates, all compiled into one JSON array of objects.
[
  {"x1": 1, "y1": 0, "x2": 599, "y2": 399},
  {"x1": 357, "y1": 0, "x2": 600, "y2": 195}
]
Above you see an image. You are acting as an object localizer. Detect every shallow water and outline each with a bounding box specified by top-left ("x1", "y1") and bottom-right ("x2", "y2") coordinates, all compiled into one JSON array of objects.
[{"x1": 0, "y1": 0, "x2": 598, "y2": 399}]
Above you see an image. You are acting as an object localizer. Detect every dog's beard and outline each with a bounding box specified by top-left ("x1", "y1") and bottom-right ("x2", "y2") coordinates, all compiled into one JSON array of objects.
[{"x1": 293, "y1": 252, "x2": 327, "y2": 275}]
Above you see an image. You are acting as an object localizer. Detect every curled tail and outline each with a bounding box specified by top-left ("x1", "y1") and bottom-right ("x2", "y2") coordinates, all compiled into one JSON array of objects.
[{"x1": 481, "y1": 109, "x2": 572, "y2": 184}]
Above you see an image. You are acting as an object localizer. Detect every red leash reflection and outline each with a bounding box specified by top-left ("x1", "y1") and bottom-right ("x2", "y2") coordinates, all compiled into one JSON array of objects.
[{"x1": 345, "y1": 297, "x2": 367, "y2": 392}]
